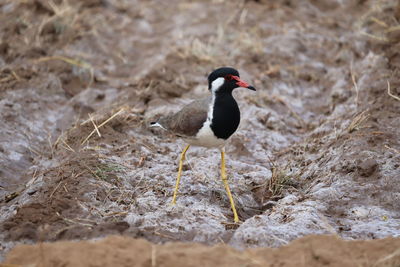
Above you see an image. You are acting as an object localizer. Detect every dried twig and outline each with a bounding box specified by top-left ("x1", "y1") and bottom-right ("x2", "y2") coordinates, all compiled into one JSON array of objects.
[
  {"x1": 89, "y1": 113, "x2": 101, "y2": 137},
  {"x1": 50, "y1": 180, "x2": 63, "y2": 198},
  {"x1": 104, "y1": 211, "x2": 128, "y2": 217},
  {"x1": 350, "y1": 66, "x2": 359, "y2": 106},
  {"x1": 151, "y1": 245, "x2": 157, "y2": 267},
  {"x1": 387, "y1": 80, "x2": 400, "y2": 101},
  {"x1": 360, "y1": 31, "x2": 389, "y2": 42},
  {"x1": 61, "y1": 138, "x2": 75, "y2": 152},
  {"x1": 56, "y1": 212, "x2": 93, "y2": 227},
  {"x1": 47, "y1": 132, "x2": 54, "y2": 158},
  {"x1": 0, "y1": 68, "x2": 21, "y2": 83},
  {"x1": 386, "y1": 25, "x2": 400, "y2": 33},
  {"x1": 370, "y1": 17, "x2": 388, "y2": 28},
  {"x1": 373, "y1": 248, "x2": 400, "y2": 267},
  {"x1": 385, "y1": 145, "x2": 400, "y2": 155},
  {"x1": 153, "y1": 230, "x2": 175, "y2": 240},
  {"x1": 11, "y1": 70, "x2": 21, "y2": 81},
  {"x1": 81, "y1": 108, "x2": 125, "y2": 145}
]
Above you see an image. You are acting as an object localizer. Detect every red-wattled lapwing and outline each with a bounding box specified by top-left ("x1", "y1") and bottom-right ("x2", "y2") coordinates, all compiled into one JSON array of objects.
[{"x1": 150, "y1": 67, "x2": 256, "y2": 223}]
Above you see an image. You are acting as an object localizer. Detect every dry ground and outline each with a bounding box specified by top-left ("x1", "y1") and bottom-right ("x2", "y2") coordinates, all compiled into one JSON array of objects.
[
  {"x1": 4, "y1": 235, "x2": 400, "y2": 267},
  {"x1": 1, "y1": 0, "x2": 400, "y2": 265}
]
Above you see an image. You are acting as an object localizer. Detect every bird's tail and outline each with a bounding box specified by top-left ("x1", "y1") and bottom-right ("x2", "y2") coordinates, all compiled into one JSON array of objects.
[{"x1": 150, "y1": 121, "x2": 167, "y2": 130}]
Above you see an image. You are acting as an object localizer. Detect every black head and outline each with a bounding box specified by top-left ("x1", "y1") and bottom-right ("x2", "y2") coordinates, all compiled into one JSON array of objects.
[{"x1": 207, "y1": 67, "x2": 256, "y2": 93}]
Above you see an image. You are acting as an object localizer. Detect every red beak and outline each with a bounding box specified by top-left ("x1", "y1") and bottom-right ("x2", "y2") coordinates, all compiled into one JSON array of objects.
[{"x1": 231, "y1": 75, "x2": 256, "y2": 91}]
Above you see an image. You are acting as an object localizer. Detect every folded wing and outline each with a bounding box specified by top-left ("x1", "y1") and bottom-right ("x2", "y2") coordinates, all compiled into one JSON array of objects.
[{"x1": 158, "y1": 96, "x2": 211, "y2": 137}]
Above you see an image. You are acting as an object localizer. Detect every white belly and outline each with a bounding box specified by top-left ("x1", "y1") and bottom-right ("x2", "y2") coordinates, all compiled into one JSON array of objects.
[{"x1": 184, "y1": 120, "x2": 226, "y2": 148}]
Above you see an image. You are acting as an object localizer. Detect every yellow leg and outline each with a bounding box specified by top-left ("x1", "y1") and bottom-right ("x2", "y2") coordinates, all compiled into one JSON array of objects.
[
  {"x1": 171, "y1": 144, "x2": 190, "y2": 205},
  {"x1": 220, "y1": 149, "x2": 239, "y2": 223}
]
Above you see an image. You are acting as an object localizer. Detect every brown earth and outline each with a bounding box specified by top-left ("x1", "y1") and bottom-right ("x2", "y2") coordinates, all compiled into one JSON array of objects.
[
  {"x1": 1, "y1": 0, "x2": 400, "y2": 265},
  {"x1": 4, "y1": 235, "x2": 400, "y2": 267}
]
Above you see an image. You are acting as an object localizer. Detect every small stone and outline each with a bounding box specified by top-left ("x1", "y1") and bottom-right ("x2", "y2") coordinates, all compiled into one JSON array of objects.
[{"x1": 357, "y1": 158, "x2": 378, "y2": 177}]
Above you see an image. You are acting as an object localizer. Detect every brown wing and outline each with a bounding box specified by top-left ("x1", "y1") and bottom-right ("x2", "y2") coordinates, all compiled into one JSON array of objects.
[{"x1": 159, "y1": 97, "x2": 211, "y2": 137}]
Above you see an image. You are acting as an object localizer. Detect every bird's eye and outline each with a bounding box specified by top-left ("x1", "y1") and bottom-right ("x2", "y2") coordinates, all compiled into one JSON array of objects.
[{"x1": 225, "y1": 75, "x2": 234, "y2": 80}]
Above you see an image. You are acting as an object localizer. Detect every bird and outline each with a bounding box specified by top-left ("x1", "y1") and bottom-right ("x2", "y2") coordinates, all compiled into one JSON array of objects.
[{"x1": 150, "y1": 67, "x2": 256, "y2": 223}]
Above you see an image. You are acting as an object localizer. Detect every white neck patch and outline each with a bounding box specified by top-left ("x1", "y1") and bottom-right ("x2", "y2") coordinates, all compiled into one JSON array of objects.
[
  {"x1": 191, "y1": 87, "x2": 226, "y2": 148},
  {"x1": 210, "y1": 77, "x2": 225, "y2": 93}
]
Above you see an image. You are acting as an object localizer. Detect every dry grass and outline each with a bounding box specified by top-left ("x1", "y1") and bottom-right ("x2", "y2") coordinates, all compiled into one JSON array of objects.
[
  {"x1": 178, "y1": 25, "x2": 225, "y2": 63},
  {"x1": 94, "y1": 162, "x2": 124, "y2": 181},
  {"x1": 233, "y1": 28, "x2": 264, "y2": 54},
  {"x1": 357, "y1": 0, "x2": 400, "y2": 43},
  {"x1": 0, "y1": 0, "x2": 101, "y2": 91},
  {"x1": 81, "y1": 107, "x2": 126, "y2": 145},
  {"x1": 0, "y1": 68, "x2": 21, "y2": 83},
  {"x1": 347, "y1": 110, "x2": 370, "y2": 133},
  {"x1": 178, "y1": 19, "x2": 263, "y2": 64},
  {"x1": 183, "y1": 38, "x2": 219, "y2": 62},
  {"x1": 35, "y1": 55, "x2": 94, "y2": 89},
  {"x1": 268, "y1": 166, "x2": 293, "y2": 198},
  {"x1": 36, "y1": 0, "x2": 80, "y2": 42}
]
